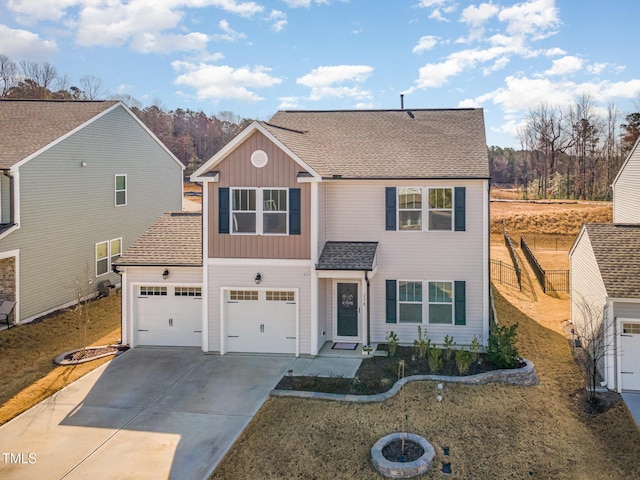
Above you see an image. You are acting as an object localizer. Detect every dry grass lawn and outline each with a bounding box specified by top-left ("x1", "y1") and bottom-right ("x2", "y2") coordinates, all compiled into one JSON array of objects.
[
  {"x1": 0, "y1": 294, "x2": 121, "y2": 426},
  {"x1": 212, "y1": 201, "x2": 640, "y2": 479}
]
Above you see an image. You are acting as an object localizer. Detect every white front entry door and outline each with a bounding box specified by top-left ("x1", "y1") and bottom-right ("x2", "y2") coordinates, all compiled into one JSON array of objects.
[
  {"x1": 136, "y1": 286, "x2": 202, "y2": 347},
  {"x1": 621, "y1": 322, "x2": 640, "y2": 391},
  {"x1": 226, "y1": 289, "x2": 296, "y2": 354}
]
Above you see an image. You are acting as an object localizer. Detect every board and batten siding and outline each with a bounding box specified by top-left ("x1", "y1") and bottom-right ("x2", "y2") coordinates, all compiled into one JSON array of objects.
[
  {"x1": 613, "y1": 145, "x2": 640, "y2": 223},
  {"x1": 569, "y1": 230, "x2": 607, "y2": 329},
  {"x1": 0, "y1": 105, "x2": 183, "y2": 322},
  {"x1": 323, "y1": 179, "x2": 487, "y2": 346},
  {"x1": 208, "y1": 131, "x2": 311, "y2": 259},
  {"x1": 0, "y1": 174, "x2": 11, "y2": 223},
  {"x1": 121, "y1": 266, "x2": 202, "y2": 345}
]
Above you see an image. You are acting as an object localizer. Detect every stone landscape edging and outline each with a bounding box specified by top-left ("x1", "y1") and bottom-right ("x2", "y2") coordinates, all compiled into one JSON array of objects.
[{"x1": 270, "y1": 358, "x2": 538, "y2": 403}]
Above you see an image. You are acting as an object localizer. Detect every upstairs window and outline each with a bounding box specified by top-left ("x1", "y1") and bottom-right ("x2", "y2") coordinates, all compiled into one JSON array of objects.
[
  {"x1": 263, "y1": 189, "x2": 287, "y2": 234},
  {"x1": 428, "y1": 188, "x2": 452, "y2": 231},
  {"x1": 115, "y1": 175, "x2": 127, "y2": 206},
  {"x1": 398, "y1": 188, "x2": 422, "y2": 231},
  {"x1": 231, "y1": 188, "x2": 288, "y2": 235},
  {"x1": 232, "y1": 189, "x2": 257, "y2": 233},
  {"x1": 387, "y1": 186, "x2": 463, "y2": 232}
]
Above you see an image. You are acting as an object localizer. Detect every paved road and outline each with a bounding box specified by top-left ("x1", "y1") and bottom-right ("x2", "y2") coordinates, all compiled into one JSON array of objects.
[{"x1": 0, "y1": 348, "x2": 294, "y2": 480}]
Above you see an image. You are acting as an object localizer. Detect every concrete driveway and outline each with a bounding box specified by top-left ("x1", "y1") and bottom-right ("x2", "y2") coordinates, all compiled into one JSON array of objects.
[{"x1": 0, "y1": 348, "x2": 294, "y2": 480}]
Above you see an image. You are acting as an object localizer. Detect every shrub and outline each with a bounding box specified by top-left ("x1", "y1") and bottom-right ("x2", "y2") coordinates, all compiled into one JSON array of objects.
[
  {"x1": 455, "y1": 347, "x2": 473, "y2": 375},
  {"x1": 427, "y1": 346, "x2": 442, "y2": 372},
  {"x1": 413, "y1": 326, "x2": 430, "y2": 359},
  {"x1": 470, "y1": 335, "x2": 481, "y2": 363},
  {"x1": 487, "y1": 323, "x2": 520, "y2": 368},
  {"x1": 443, "y1": 335, "x2": 456, "y2": 361},
  {"x1": 386, "y1": 331, "x2": 399, "y2": 357}
]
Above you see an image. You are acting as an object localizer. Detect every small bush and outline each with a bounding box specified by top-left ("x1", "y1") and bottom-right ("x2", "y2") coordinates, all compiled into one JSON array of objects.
[
  {"x1": 455, "y1": 347, "x2": 473, "y2": 375},
  {"x1": 413, "y1": 326, "x2": 430, "y2": 359},
  {"x1": 487, "y1": 323, "x2": 520, "y2": 368},
  {"x1": 470, "y1": 335, "x2": 481, "y2": 363},
  {"x1": 386, "y1": 331, "x2": 399, "y2": 357},
  {"x1": 443, "y1": 335, "x2": 456, "y2": 361},
  {"x1": 427, "y1": 346, "x2": 442, "y2": 372}
]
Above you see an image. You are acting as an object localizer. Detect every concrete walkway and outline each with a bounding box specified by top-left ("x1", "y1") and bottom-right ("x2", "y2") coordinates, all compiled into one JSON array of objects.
[
  {"x1": 0, "y1": 348, "x2": 294, "y2": 480},
  {"x1": 622, "y1": 393, "x2": 640, "y2": 429}
]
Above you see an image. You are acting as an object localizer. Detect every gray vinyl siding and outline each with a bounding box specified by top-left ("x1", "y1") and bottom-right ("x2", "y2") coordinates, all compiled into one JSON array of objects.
[
  {"x1": 613, "y1": 146, "x2": 640, "y2": 222},
  {"x1": 0, "y1": 105, "x2": 183, "y2": 321},
  {"x1": 613, "y1": 302, "x2": 640, "y2": 319},
  {"x1": 323, "y1": 179, "x2": 487, "y2": 346},
  {"x1": 569, "y1": 230, "x2": 607, "y2": 330}
]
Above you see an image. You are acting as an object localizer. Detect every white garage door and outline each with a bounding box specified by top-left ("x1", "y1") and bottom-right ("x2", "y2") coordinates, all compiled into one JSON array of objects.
[
  {"x1": 226, "y1": 289, "x2": 296, "y2": 354},
  {"x1": 136, "y1": 286, "x2": 202, "y2": 347},
  {"x1": 621, "y1": 322, "x2": 640, "y2": 391}
]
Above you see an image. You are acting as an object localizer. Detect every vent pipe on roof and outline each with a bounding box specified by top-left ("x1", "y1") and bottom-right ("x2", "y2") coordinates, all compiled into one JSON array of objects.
[{"x1": 400, "y1": 94, "x2": 404, "y2": 110}]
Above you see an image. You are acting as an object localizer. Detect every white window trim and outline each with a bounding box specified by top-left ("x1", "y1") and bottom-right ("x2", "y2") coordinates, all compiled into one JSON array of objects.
[
  {"x1": 398, "y1": 280, "x2": 424, "y2": 324},
  {"x1": 115, "y1": 174, "x2": 127, "y2": 207},
  {"x1": 96, "y1": 237, "x2": 122, "y2": 277},
  {"x1": 230, "y1": 187, "x2": 289, "y2": 236},
  {"x1": 396, "y1": 186, "x2": 454, "y2": 232},
  {"x1": 427, "y1": 280, "x2": 454, "y2": 325}
]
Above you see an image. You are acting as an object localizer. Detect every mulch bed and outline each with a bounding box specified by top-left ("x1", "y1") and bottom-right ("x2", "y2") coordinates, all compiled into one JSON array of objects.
[
  {"x1": 275, "y1": 345, "x2": 525, "y2": 395},
  {"x1": 382, "y1": 438, "x2": 425, "y2": 463}
]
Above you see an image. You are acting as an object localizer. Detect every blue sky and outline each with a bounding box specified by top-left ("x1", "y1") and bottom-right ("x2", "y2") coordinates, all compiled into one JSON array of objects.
[{"x1": 2, "y1": 0, "x2": 640, "y2": 147}]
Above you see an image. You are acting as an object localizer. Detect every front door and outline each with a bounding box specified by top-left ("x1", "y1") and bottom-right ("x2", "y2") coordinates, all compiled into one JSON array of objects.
[{"x1": 337, "y1": 282, "x2": 358, "y2": 338}]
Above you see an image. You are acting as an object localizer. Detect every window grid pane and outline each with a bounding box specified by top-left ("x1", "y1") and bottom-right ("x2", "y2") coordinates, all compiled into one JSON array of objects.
[
  {"x1": 398, "y1": 187, "x2": 422, "y2": 231},
  {"x1": 428, "y1": 188, "x2": 453, "y2": 231},
  {"x1": 140, "y1": 286, "x2": 167, "y2": 296},
  {"x1": 266, "y1": 291, "x2": 295, "y2": 301},
  {"x1": 230, "y1": 290, "x2": 258, "y2": 301},
  {"x1": 399, "y1": 281, "x2": 422, "y2": 323},
  {"x1": 175, "y1": 287, "x2": 202, "y2": 297}
]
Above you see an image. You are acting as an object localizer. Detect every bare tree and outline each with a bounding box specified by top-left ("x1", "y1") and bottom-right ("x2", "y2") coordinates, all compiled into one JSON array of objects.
[
  {"x1": 571, "y1": 298, "x2": 612, "y2": 403},
  {"x1": 19, "y1": 60, "x2": 58, "y2": 98},
  {"x1": 79, "y1": 75, "x2": 106, "y2": 100},
  {"x1": 0, "y1": 54, "x2": 17, "y2": 98}
]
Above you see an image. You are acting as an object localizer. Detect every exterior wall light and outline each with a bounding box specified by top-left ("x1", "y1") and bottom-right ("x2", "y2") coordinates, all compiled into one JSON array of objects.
[
  {"x1": 255, "y1": 272, "x2": 262, "y2": 284},
  {"x1": 162, "y1": 269, "x2": 170, "y2": 280}
]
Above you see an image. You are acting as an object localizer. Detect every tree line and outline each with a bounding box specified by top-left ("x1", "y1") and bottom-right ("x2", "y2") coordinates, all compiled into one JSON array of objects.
[
  {"x1": 3, "y1": 54, "x2": 640, "y2": 195},
  {"x1": 490, "y1": 94, "x2": 640, "y2": 200},
  {"x1": 0, "y1": 54, "x2": 250, "y2": 174}
]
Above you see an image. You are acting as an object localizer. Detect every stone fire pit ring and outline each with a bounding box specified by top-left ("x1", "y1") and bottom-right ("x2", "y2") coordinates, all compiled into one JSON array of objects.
[{"x1": 371, "y1": 432, "x2": 435, "y2": 478}]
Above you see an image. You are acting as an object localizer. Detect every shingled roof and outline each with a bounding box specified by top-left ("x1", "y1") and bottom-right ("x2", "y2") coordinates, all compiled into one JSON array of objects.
[
  {"x1": 0, "y1": 100, "x2": 119, "y2": 169},
  {"x1": 584, "y1": 223, "x2": 640, "y2": 299},
  {"x1": 261, "y1": 109, "x2": 489, "y2": 179},
  {"x1": 316, "y1": 242, "x2": 378, "y2": 271},
  {"x1": 115, "y1": 212, "x2": 202, "y2": 267}
]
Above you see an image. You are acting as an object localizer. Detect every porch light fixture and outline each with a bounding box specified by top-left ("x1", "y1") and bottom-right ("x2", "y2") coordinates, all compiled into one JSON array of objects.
[
  {"x1": 255, "y1": 272, "x2": 262, "y2": 284},
  {"x1": 162, "y1": 269, "x2": 170, "y2": 280}
]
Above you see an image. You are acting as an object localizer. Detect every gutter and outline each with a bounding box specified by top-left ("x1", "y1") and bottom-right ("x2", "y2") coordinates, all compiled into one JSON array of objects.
[{"x1": 365, "y1": 270, "x2": 371, "y2": 346}]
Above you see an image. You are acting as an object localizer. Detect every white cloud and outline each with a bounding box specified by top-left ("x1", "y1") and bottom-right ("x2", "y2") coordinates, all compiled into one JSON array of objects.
[
  {"x1": 172, "y1": 61, "x2": 282, "y2": 102},
  {"x1": 297, "y1": 65, "x2": 374, "y2": 101},
  {"x1": 267, "y1": 10, "x2": 287, "y2": 32},
  {"x1": 130, "y1": 32, "x2": 210, "y2": 53},
  {"x1": 281, "y1": 0, "x2": 330, "y2": 7},
  {"x1": 278, "y1": 96, "x2": 301, "y2": 109},
  {"x1": 544, "y1": 55, "x2": 583, "y2": 76},
  {"x1": 212, "y1": 19, "x2": 246, "y2": 42},
  {"x1": 461, "y1": 3, "x2": 499, "y2": 28},
  {"x1": 412, "y1": 35, "x2": 438, "y2": 54},
  {"x1": 0, "y1": 24, "x2": 58, "y2": 59},
  {"x1": 498, "y1": 0, "x2": 560, "y2": 38},
  {"x1": 544, "y1": 47, "x2": 566, "y2": 57}
]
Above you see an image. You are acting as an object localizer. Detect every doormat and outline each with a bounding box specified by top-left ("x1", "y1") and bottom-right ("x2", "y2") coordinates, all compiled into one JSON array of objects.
[{"x1": 332, "y1": 342, "x2": 358, "y2": 350}]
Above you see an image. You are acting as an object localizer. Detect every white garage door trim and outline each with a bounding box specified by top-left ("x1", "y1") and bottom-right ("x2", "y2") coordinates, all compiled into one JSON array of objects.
[
  {"x1": 220, "y1": 287, "x2": 299, "y2": 357},
  {"x1": 619, "y1": 318, "x2": 640, "y2": 392},
  {"x1": 132, "y1": 282, "x2": 203, "y2": 347}
]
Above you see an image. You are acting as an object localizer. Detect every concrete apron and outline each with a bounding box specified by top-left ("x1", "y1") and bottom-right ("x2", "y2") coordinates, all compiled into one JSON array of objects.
[
  {"x1": 0, "y1": 348, "x2": 295, "y2": 480},
  {"x1": 622, "y1": 393, "x2": 640, "y2": 429}
]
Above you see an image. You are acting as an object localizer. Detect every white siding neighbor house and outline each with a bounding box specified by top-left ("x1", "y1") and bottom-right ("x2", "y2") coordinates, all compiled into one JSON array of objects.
[
  {"x1": 117, "y1": 109, "x2": 490, "y2": 356},
  {"x1": 0, "y1": 100, "x2": 183, "y2": 325},
  {"x1": 570, "y1": 139, "x2": 640, "y2": 392}
]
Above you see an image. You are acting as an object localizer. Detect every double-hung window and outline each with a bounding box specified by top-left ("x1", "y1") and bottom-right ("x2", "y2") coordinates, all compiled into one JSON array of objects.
[
  {"x1": 115, "y1": 175, "x2": 127, "y2": 206},
  {"x1": 398, "y1": 188, "x2": 422, "y2": 230},
  {"x1": 428, "y1": 188, "x2": 453, "y2": 231},
  {"x1": 428, "y1": 281, "x2": 453, "y2": 324},
  {"x1": 96, "y1": 238, "x2": 122, "y2": 277},
  {"x1": 399, "y1": 281, "x2": 422, "y2": 323},
  {"x1": 231, "y1": 188, "x2": 288, "y2": 235}
]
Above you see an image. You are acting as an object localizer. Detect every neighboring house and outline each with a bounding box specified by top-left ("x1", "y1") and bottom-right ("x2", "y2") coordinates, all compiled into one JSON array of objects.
[
  {"x1": 570, "y1": 138, "x2": 640, "y2": 392},
  {"x1": 0, "y1": 100, "x2": 183, "y2": 325},
  {"x1": 117, "y1": 108, "x2": 491, "y2": 356}
]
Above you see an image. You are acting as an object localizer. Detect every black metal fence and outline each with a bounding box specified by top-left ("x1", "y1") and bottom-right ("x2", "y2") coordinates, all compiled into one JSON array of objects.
[
  {"x1": 490, "y1": 259, "x2": 520, "y2": 290},
  {"x1": 520, "y1": 237, "x2": 569, "y2": 293},
  {"x1": 502, "y1": 222, "x2": 521, "y2": 290}
]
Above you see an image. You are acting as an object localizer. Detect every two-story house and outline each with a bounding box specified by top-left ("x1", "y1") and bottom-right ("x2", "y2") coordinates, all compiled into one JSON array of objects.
[
  {"x1": 117, "y1": 108, "x2": 490, "y2": 355},
  {"x1": 0, "y1": 100, "x2": 183, "y2": 326},
  {"x1": 570, "y1": 138, "x2": 640, "y2": 392}
]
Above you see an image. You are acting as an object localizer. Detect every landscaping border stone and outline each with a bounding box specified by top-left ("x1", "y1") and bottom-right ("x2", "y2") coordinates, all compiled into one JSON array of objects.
[{"x1": 270, "y1": 358, "x2": 538, "y2": 402}]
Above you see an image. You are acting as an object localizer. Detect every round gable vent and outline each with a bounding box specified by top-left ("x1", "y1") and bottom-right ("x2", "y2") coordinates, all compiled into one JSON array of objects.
[{"x1": 251, "y1": 149, "x2": 269, "y2": 168}]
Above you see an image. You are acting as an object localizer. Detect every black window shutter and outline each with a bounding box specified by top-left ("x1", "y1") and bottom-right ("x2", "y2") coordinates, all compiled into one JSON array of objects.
[
  {"x1": 289, "y1": 188, "x2": 301, "y2": 235},
  {"x1": 454, "y1": 187, "x2": 466, "y2": 231},
  {"x1": 219, "y1": 188, "x2": 230, "y2": 234},
  {"x1": 386, "y1": 280, "x2": 397, "y2": 323},
  {"x1": 454, "y1": 281, "x2": 466, "y2": 325},
  {"x1": 385, "y1": 187, "x2": 396, "y2": 231}
]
